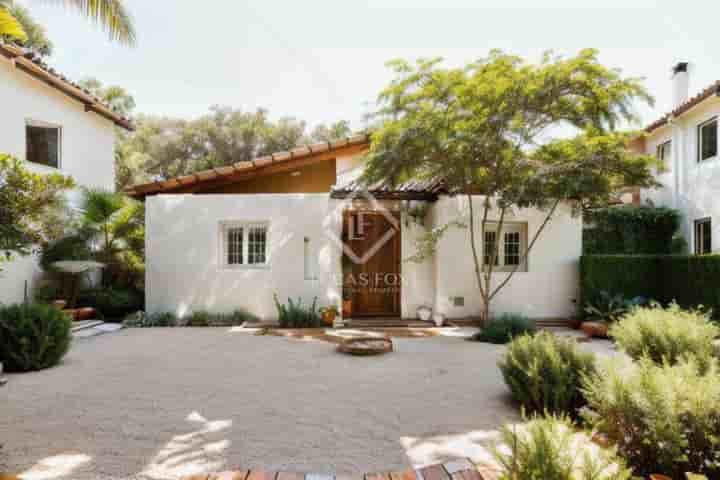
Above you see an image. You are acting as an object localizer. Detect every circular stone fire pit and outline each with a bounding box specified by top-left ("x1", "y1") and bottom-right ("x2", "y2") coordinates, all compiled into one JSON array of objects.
[{"x1": 337, "y1": 335, "x2": 393, "y2": 356}]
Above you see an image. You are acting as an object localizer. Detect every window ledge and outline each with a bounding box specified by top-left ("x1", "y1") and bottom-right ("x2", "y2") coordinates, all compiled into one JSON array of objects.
[
  {"x1": 24, "y1": 160, "x2": 61, "y2": 172},
  {"x1": 219, "y1": 264, "x2": 270, "y2": 271}
]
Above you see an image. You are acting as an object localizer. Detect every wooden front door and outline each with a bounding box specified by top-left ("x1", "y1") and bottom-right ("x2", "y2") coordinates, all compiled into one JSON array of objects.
[{"x1": 343, "y1": 210, "x2": 401, "y2": 317}]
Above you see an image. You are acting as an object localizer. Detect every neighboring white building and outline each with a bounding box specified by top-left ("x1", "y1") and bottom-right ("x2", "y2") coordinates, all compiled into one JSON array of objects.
[
  {"x1": 637, "y1": 62, "x2": 720, "y2": 254},
  {"x1": 0, "y1": 42, "x2": 133, "y2": 304},
  {"x1": 129, "y1": 137, "x2": 582, "y2": 323}
]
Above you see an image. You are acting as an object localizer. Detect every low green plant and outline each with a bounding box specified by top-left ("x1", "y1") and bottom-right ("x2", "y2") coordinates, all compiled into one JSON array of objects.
[
  {"x1": 187, "y1": 310, "x2": 210, "y2": 327},
  {"x1": 273, "y1": 293, "x2": 321, "y2": 328},
  {"x1": 499, "y1": 332, "x2": 596, "y2": 417},
  {"x1": 583, "y1": 290, "x2": 646, "y2": 323},
  {"x1": 78, "y1": 287, "x2": 143, "y2": 320},
  {"x1": 582, "y1": 357, "x2": 720, "y2": 478},
  {"x1": 123, "y1": 311, "x2": 178, "y2": 328},
  {"x1": 0, "y1": 303, "x2": 72, "y2": 372},
  {"x1": 206, "y1": 309, "x2": 258, "y2": 326},
  {"x1": 492, "y1": 414, "x2": 631, "y2": 480},
  {"x1": 610, "y1": 303, "x2": 718, "y2": 369},
  {"x1": 471, "y1": 313, "x2": 536, "y2": 344}
]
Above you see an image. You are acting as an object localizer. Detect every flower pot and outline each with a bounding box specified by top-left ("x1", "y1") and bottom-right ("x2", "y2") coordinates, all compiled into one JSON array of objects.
[
  {"x1": 342, "y1": 299, "x2": 352, "y2": 317},
  {"x1": 433, "y1": 312, "x2": 445, "y2": 327},
  {"x1": 321, "y1": 309, "x2": 337, "y2": 327},
  {"x1": 76, "y1": 307, "x2": 97, "y2": 321},
  {"x1": 417, "y1": 306, "x2": 432, "y2": 322},
  {"x1": 580, "y1": 321, "x2": 608, "y2": 339}
]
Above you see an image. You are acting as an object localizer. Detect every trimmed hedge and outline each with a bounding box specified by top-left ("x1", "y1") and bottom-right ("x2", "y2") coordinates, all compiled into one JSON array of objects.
[
  {"x1": 581, "y1": 255, "x2": 720, "y2": 318},
  {"x1": 583, "y1": 205, "x2": 682, "y2": 255}
]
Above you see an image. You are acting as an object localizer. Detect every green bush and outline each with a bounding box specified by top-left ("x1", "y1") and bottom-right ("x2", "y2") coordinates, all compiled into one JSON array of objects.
[
  {"x1": 206, "y1": 309, "x2": 258, "y2": 326},
  {"x1": 581, "y1": 254, "x2": 720, "y2": 319},
  {"x1": 583, "y1": 290, "x2": 647, "y2": 324},
  {"x1": 610, "y1": 304, "x2": 718, "y2": 369},
  {"x1": 471, "y1": 313, "x2": 536, "y2": 344},
  {"x1": 123, "y1": 311, "x2": 178, "y2": 327},
  {"x1": 78, "y1": 287, "x2": 143, "y2": 320},
  {"x1": 0, "y1": 303, "x2": 72, "y2": 372},
  {"x1": 187, "y1": 310, "x2": 210, "y2": 327},
  {"x1": 492, "y1": 414, "x2": 630, "y2": 480},
  {"x1": 583, "y1": 357, "x2": 720, "y2": 478},
  {"x1": 499, "y1": 332, "x2": 596, "y2": 416},
  {"x1": 273, "y1": 293, "x2": 321, "y2": 328},
  {"x1": 583, "y1": 205, "x2": 681, "y2": 255}
]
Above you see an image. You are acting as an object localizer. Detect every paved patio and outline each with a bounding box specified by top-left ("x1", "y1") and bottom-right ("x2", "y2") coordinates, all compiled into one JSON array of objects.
[{"x1": 1, "y1": 327, "x2": 615, "y2": 480}]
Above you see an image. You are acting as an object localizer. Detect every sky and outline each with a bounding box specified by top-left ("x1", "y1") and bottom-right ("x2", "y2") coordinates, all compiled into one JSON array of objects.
[{"x1": 18, "y1": 0, "x2": 720, "y2": 131}]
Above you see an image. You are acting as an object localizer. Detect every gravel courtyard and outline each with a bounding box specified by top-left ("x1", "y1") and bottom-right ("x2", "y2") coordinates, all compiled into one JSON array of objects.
[{"x1": 1, "y1": 328, "x2": 612, "y2": 480}]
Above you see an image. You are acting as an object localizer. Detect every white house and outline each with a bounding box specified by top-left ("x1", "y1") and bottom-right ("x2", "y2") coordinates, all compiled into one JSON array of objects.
[
  {"x1": 636, "y1": 62, "x2": 720, "y2": 254},
  {"x1": 128, "y1": 136, "x2": 582, "y2": 323},
  {"x1": 0, "y1": 42, "x2": 133, "y2": 304}
]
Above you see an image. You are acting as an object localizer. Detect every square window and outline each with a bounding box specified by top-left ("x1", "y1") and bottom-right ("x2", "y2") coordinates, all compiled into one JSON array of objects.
[
  {"x1": 26, "y1": 123, "x2": 61, "y2": 168},
  {"x1": 483, "y1": 222, "x2": 528, "y2": 272},
  {"x1": 698, "y1": 118, "x2": 717, "y2": 162},
  {"x1": 695, "y1": 218, "x2": 712, "y2": 255},
  {"x1": 221, "y1": 222, "x2": 268, "y2": 268}
]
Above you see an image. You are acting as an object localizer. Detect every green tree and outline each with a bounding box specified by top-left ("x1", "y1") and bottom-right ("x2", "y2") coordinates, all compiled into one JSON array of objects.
[
  {"x1": 0, "y1": 0, "x2": 135, "y2": 46},
  {"x1": 361, "y1": 50, "x2": 659, "y2": 324},
  {"x1": 1, "y1": 2, "x2": 52, "y2": 55},
  {"x1": 0, "y1": 154, "x2": 74, "y2": 270}
]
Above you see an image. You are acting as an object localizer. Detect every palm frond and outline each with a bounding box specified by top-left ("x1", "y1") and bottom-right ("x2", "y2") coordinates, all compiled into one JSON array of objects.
[
  {"x1": 48, "y1": 0, "x2": 135, "y2": 45},
  {"x1": 0, "y1": 6, "x2": 28, "y2": 42}
]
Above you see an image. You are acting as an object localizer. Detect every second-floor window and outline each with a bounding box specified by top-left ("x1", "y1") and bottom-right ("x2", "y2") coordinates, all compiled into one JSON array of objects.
[
  {"x1": 698, "y1": 117, "x2": 717, "y2": 163},
  {"x1": 26, "y1": 121, "x2": 61, "y2": 169},
  {"x1": 656, "y1": 140, "x2": 672, "y2": 170}
]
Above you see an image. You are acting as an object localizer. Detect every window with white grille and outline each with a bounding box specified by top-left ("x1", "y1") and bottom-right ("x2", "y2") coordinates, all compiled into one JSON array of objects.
[
  {"x1": 482, "y1": 222, "x2": 528, "y2": 272},
  {"x1": 221, "y1": 222, "x2": 269, "y2": 268}
]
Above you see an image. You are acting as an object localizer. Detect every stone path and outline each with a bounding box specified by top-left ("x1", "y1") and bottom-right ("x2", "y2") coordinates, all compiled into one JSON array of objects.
[{"x1": 182, "y1": 458, "x2": 501, "y2": 480}]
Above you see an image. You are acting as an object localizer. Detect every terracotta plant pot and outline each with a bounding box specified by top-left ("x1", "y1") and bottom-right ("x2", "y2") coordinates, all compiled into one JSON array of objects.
[
  {"x1": 75, "y1": 307, "x2": 97, "y2": 320},
  {"x1": 321, "y1": 308, "x2": 337, "y2": 327},
  {"x1": 581, "y1": 321, "x2": 609, "y2": 339},
  {"x1": 342, "y1": 299, "x2": 352, "y2": 318}
]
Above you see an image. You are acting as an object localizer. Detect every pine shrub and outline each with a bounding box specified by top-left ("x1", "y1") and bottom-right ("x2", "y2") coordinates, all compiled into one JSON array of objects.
[
  {"x1": 498, "y1": 332, "x2": 596, "y2": 416},
  {"x1": 582, "y1": 357, "x2": 720, "y2": 478},
  {"x1": 610, "y1": 304, "x2": 718, "y2": 369},
  {"x1": 0, "y1": 303, "x2": 72, "y2": 372},
  {"x1": 472, "y1": 313, "x2": 536, "y2": 344},
  {"x1": 492, "y1": 414, "x2": 631, "y2": 480}
]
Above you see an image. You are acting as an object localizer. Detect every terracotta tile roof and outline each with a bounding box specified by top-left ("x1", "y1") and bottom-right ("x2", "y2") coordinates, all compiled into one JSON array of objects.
[
  {"x1": 331, "y1": 177, "x2": 446, "y2": 201},
  {"x1": 645, "y1": 80, "x2": 720, "y2": 133},
  {"x1": 125, "y1": 134, "x2": 371, "y2": 198},
  {"x1": 0, "y1": 42, "x2": 134, "y2": 131}
]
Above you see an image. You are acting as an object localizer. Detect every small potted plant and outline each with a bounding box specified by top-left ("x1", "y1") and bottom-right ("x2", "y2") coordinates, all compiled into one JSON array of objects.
[
  {"x1": 342, "y1": 290, "x2": 352, "y2": 318},
  {"x1": 320, "y1": 305, "x2": 339, "y2": 326}
]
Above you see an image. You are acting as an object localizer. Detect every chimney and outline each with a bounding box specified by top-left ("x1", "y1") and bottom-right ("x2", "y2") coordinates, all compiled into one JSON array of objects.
[{"x1": 672, "y1": 62, "x2": 689, "y2": 108}]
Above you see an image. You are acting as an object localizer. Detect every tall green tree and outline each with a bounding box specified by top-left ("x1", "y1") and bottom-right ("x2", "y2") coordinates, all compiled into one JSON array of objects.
[
  {"x1": 0, "y1": 0, "x2": 135, "y2": 46},
  {"x1": 0, "y1": 154, "x2": 74, "y2": 270},
  {"x1": 361, "y1": 50, "x2": 659, "y2": 323}
]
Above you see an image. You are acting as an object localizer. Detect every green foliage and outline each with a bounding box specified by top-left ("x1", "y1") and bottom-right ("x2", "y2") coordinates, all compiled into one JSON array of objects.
[
  {"x1": 610, "y1": 304, "x2": 719, "y2": 369},
  {"x1": 273, "y1": 293, "x2": 321, "y2": 328},
  {"x1": 40, "y1": 235, "x2": 92, "y2": 270},
  {"x1": 583, "y1": 291, "x2": 647, "y2": 324},
  {"x1": 583, "y1": 357, "x2": 720, "y2": 478},
  {"x1": 0, "y1": 303, "x2": 72, "y2": 372},
  {"x1": 2, "y1": 2, "x2": 53, "y2": 55},
  {"x1": 499, "y1": 332, "x2": 596, "y2": 416},
  {"x1": 0, "y1": 154, "x2": 74, "y2": 269},
  {"x1": 188, "y1": 310, "x2": 210, "y2": 327},
  {"x1": 471, "y1": 313, "x2": 536, "y2": 344},
  {"x1": 123, "y1": 311, "x2": 178, "y2": 328},
  {"x1": 581, "y1": 255, "x2": 720, "y2": 319},
  {"x1": 204, "y1": 309, "x2": 258, "y2": 326},
  {"x1": 583, "y1": 205, "x2": 681, "y2": 255},
  {"x1": 78, "y1": 287, "x2": 143, "y2": 320},
  {"x1": 492, "y1": 414, "x2": 631, "y2": 480}
]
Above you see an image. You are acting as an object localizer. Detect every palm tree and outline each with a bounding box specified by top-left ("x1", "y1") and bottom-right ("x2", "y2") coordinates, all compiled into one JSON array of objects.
[{"x1": 0, "y1": 0, "x2": 135, "y2": 46}]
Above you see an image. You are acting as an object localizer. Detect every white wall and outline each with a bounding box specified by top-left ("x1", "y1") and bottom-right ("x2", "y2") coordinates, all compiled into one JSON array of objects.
[
  {"x1": 146, "y1": 193, "x2": 582, "y2": 321},
  {"x1": 429, "y1": 196, "x2": 582, "y2": 319},
  {"x1": 0, "y1": 56, "x2": 116, "y2": 305},
  {"x1": 641, "y1": 97, "x2": 720, "y2": 253}
]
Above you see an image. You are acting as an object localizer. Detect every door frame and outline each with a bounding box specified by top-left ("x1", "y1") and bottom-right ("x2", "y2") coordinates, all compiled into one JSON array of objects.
[{"x1": 342, "y1": 209, "x2": 401, "y2": 317}]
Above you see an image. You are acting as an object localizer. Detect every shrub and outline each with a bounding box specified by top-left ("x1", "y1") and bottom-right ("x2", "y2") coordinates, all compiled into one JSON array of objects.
[
  {"x1": 582, "y1": 357, "x2": 720, "y2": 478},
  {"x1": 583, "y1": 291, "x2": 647, "y2": 324},
  {"x1": 0, "y1": 303, "x2": 72, "y2": 372},
  {"x1": 273, "y1": 293, "x2": 321, "y2": 328},
  {"x1": 498, "y1": 332, "x2": 596, "y2": 416},
  {"x1": 123, "y1": 311, "x2": 178, "y2": 328},
  {"x1": 610, "y1": 304, "x2": 718, "y2": 368},
  {"x1": 78, "y1": 287, "x2": 143, "y2": 320},
  {"x1": 206, "y1": 309, "x2": 258, "y2": 326},
  {"x1": 471, "y1": 313, "x2": 536, "y2": 344},
  {"x1": 187, "y1": 310, "x2": 210, "y2": 327},
  {"x1": 583, "y1": 205, "x2": 681, "y2": 255},
  {"x1": 492, "y1": 414, "x2": 630, "y2": 480}
]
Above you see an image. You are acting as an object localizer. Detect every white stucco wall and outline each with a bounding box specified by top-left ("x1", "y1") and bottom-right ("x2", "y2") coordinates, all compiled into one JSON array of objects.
[
  {"x1": 0, "y1": 56, "x2": 116, "y2": 305},
  {"x1": 146, "y1": 193, "x2": 581, "y2": 321},
  {"x1": 641, "y1": 97, "x2": 720, "y2": 253},
  {"x1": 429, "y1": 196, "x2": 582, "y2": 319}
]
